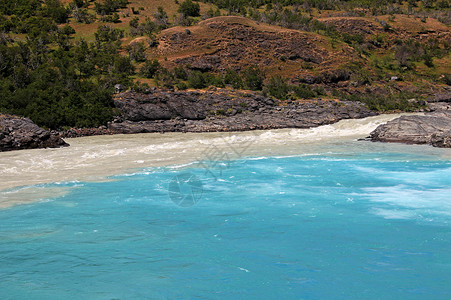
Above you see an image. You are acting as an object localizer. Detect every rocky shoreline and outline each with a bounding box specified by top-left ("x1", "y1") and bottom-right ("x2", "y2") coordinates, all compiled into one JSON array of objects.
[
  {"x1": 107, "y1": 89, "x2": 376, "y2": 134},
  {"x1": 369, "y1": 109, "x2": 451, "y2": 148},
  {"x1": 0, "y1": 115, "x2": 68, "y2": 152},
  {"x1": 1, "y1": 89, "x2": 375, "y2": 151},
  {"x1": 2, "y1": 88, "x2": 451, "y2": 152}
]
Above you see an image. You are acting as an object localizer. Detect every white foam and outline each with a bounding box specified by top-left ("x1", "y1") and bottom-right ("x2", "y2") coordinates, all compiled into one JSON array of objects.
[
  {"x1": 1, "y1": 113, "x2": 449, "y2": 209},
  {"x1": 364, "y1": 185, "x2": 451, "y2": 220}
]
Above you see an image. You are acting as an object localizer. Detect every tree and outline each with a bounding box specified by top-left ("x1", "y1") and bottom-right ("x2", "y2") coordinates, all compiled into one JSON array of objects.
[
  {"x1": 243, "y1": 66, "x2": 263, "y2": 91},
  {"x1": 178, "y1": 0, "x2": 200, "y2": 17},
  {"x1": 154, "y1": 6, "x2": 169, "y2": 29},
  {"x1": 264, "y1": 75, "x2": 290, "y2": 100},
  {"x1": 42, "y1": 0, "x2": 70, "y2": 24},
  {"x1": 223, "y1": 68, "x2": 243, "y2": 89},
  {"x1": 140, "y1": 59, "x2": 160, "y2": 78},
  {"x1": 188, "y1": 70, "x2": 207, "y2": 88},
  {"x1": 127, "y1": 42, "x2": 146, "y2": 62}
]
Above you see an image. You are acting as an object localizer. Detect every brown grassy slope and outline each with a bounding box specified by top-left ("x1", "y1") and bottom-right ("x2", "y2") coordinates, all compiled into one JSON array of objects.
[
  {"x1": 320, "y1": 14, "x2": 450, "y2": 41},
  {"x1": 149, "y1": 16, "x2": 361, "y2": 80},
  {"x1": 67, "y1": 0, "x2": 216, "y2": 41}
]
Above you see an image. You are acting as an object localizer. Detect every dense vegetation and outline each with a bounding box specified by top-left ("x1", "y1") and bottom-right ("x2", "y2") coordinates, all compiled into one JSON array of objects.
[
  {"x1": 0, "y1": 1, "x2": 131, "y2": 128},
  {"x1": 0, "y1": 0, "x2": 450, "y2": 128}
]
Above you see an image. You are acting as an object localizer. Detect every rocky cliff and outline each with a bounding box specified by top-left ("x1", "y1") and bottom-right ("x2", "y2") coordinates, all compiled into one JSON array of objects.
[
  {"x1": 108, "y1": 89, "x2": 376, "y2": 133},
  {"x1": 0, "y1": 115, "x2": 69, "y2": 152}
]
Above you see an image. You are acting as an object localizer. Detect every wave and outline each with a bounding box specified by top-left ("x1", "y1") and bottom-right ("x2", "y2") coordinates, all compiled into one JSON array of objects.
[{"x1": 1, "y1": 113, "x2": 449, "y2": 208}]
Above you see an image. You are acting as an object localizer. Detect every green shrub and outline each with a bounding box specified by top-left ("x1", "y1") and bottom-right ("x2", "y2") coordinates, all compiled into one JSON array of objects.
[
  {"x1": 242, "y1": 66, "x2": 263, "y2": 91},
  {"x1": 178, "y1": 0, "x2": 200, "y2": 17},
  {"x1": 176, "y1": 82, "x2": 188, "y2": 90},
  {"x1": 223, "y1": 69, "x2": 243, "y2": 89},
  {"x1": 140, "y1": 59, "x2": 161, "y2": 78},
  {"x1": 294, "y1": 84, "x2": 316, "y2": 99},
  {"x1": 188, "y1": 70, "x2": 208, "y2": 89},
  {"x1": 264, "y1": 75, "x2": 290, "y2": 100},
  {"x1": 127, "y1": 42, "x2": 146, "y2": 62}
]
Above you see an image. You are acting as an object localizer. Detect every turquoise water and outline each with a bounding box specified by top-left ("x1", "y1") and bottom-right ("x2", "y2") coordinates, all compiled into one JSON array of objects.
[{"x1": 1, "y1": 151, "x2": 451, "y2": 299}]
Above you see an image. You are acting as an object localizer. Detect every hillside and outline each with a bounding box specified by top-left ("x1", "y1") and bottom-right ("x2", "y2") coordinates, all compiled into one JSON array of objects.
[{"x1": 0, "y1": 0, "x2": 450, "y2": 130}]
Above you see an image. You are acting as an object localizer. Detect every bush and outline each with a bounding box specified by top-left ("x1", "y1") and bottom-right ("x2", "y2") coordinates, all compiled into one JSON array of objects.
[
  {"x1": 42, "y1": 0, "x2": 70, "y2": 24},
  {"x1": 113, "y1": 56, "x2": 135, "y2": 75},
  {"x1": 156, "y1": 68, "x2": 177, "y2": 88},
  {"x1": 140, "y1": 59, "x2": 161, "y2": 78},
  {"x1": 178, "y1": 0, "x2": 200, "y2": 17},
  {"x1": 264, "y1": 75, "x2": 290, "y2": 100},
  {"x1": 127, "y1": 42, "x2": 146, "y2": 62},
  {"x1": 95, "y1": 25, "x2": 124, "y2": 43},
  {"x1": 131, "y1": 81, "x2": 150, "y2": 93},
  {"x1": 173, "y1": 65, "x2": 188, "y2": 80},
  {"x1": 223, "y1": 69, "x2": 243, "y2": 89},
  {"x1": 293, "y1": 84, "x2": 316, "y2": 99},
  {"x1": 188, "y1": 70, "x2": 208, "y2": 88},
  {"x1": 154, "y1": 6, "x2": 169, "y2": 29},
  {"x1": 443, "y1": 74, "x2": 451, "y2": 85},
  {"x1": 129, "y1": 17, "x2": 139, "y2": 28},
  {"x1": 176, "y1": 82, "x2": 188, "y2": 90},
  {"x1": 94, "y1": 0, "x2": 128, "y2": 16},
  {"x1": 242, "y1": 66, "x2": 264, "y2": 91}
]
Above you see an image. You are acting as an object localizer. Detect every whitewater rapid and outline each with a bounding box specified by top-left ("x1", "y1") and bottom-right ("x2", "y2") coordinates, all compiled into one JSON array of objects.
[{"x1": 1, "y1": 114, "x2": 450, "y2": 208}]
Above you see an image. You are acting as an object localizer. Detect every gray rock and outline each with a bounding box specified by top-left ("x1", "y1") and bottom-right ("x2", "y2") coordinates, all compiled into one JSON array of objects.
[
  {"x1": 369, "y1": 110, "x2": 451, "y2": 148},
  {"x1": 0, "y1": 115, "x2": 69, "y2": 152},
  {"x1": 110, "y1": 90, "x2": 376, "y2": 133},
  {"x1": 428, "y1": 93, "x2": 451, "y2": 103}
]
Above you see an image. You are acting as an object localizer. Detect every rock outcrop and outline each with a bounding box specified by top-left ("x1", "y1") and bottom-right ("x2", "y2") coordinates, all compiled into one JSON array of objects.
[
  {"x1": 0, "y1": 115, "x2": 69, "y2": 152},
  {"x1": 369, "y1": 110, "x2": 451, "y2": 148},
  {"x1": 156, "y1": 16, "x2": 358, "y2": 78},
  {"x1": 108, "y1": 89, "x2": 376, "y2": 134}
]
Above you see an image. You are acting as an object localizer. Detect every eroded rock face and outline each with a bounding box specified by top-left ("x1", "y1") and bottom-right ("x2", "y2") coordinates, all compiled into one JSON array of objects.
[
  {"x1": 369, "y1": 110, "x2": 451, "y2": 148},
  {"x1": 158, "y1": 16, "x2": 355, "y2": 77},
  {"x1": 0, "y1": 115, "x2": 69, "y2": 152},
  {"x1": 109, "y1": 89, "x2": 376, "y2": 134}
]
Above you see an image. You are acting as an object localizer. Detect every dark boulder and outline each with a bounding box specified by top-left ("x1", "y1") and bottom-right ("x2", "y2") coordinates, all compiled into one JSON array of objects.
[{"x1": 0, "y1": 115, "x2": 69, "y2": 152}]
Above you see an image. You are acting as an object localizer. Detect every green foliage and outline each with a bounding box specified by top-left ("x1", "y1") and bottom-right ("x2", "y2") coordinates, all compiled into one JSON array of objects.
[
  {"x1": 155, "y1": 68, "x2": 177, "y2": 88},
  {"x1": 100, "y1": 12, "x2": 121, "y2": 23},
  {"x1": 129, "y1": 17, "x2": 139, "y2": 28},
  {"x1": 342, "y1": 33, "x2": 364, "y2": 45},
  {"x1": 154, "y1": 6, "x2": 169, "y2": 29},
  {"x1": 113, "y1": 56, "x2": 135, "y2": 75},
  {"x1": 176, "y1": 81, "x2": 188, "y2": 90},
  {"x1": 293, "y1": 84, "x2": 317, "y2": 99},
  {"x1": 131, "y1": 81, "x2": 150, "y2": 93},
  {"x1": 242, "y1": 66, "x2": 264, "y2": 91},
  {"x1": 127, "y1": 42, "x2": 146, "y2": 62},
  {"x1": 188, "y1": 70, "x2": 208, "y2": 88},
  {"x1": 130, "y1": 17, "x2": 157, "y2": 37},
  {"x1": 42, "y1": 0, "x2": 70, "y2": 24},
  {"x1": 0, "y1": 1, "x2": 137, "y2": 129},
  {"x1": 264, "y1": 75, "x2": 290, "y2": 100},
  {"x1": 0, "y1": 0, "x2": 41, "y2": 16},
  {"x1": 178, "y1": 0, "x2": 200, "y2": 17},
  {"x1": 203, "y1": 7, "x2": 221, "y2": 19},
  {"x1": 443, "y1": 74, "x2": 451, "y2": 85},
  {"x1": 94, "y1": 0, "x2": 128, "y2": 16},
  {"x1": 263, "y1": 75, "x2": 319, "y2": 100},
  {"x1": 223, "y1": 69, "x2": 243, "y2": 89},
  {"x1": 140, "y1": 59, "x2": 161, "y2": 78},
  {"x1": 95, "y1": 25, "x2": 124, "y2": 44},
  {"x1": 173, "y1": 65, "x2": 188, "y2": 80}
]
